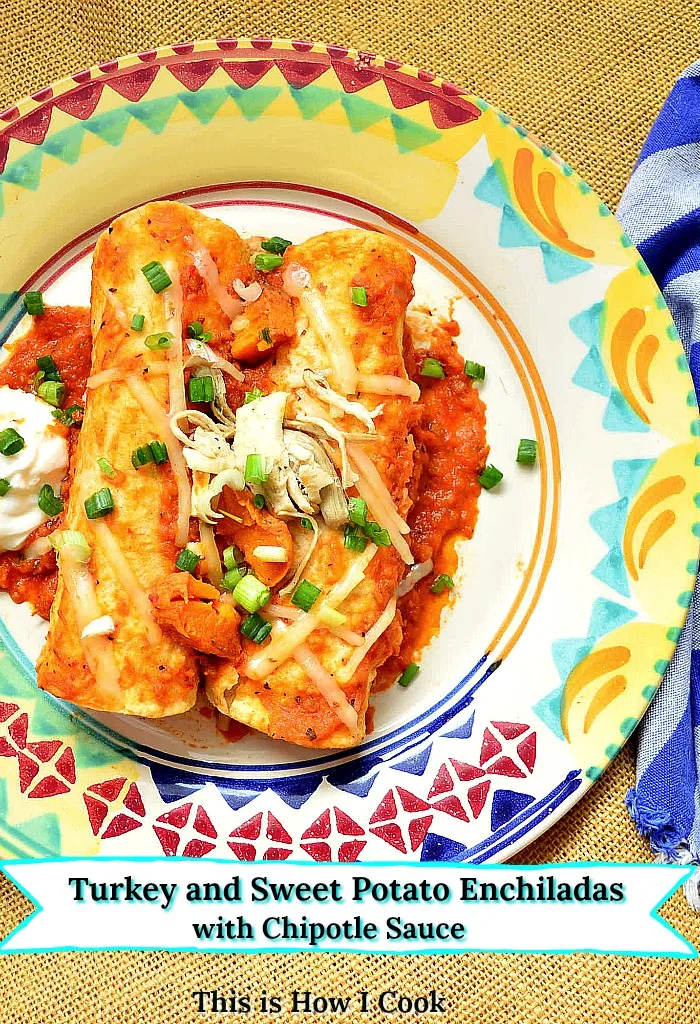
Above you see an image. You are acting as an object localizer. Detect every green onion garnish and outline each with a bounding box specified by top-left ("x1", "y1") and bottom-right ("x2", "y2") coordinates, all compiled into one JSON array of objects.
[
  {"x1": 221, "y1": 566, "x2": 247, "y2": 592},
  {"x1": 351, "y1": 286, "x2": 368, "y2": 307},
  {"x1": 38, "y1": 484, "x2": 63, "y2": 517},
  {"x1": 33, "y1": 371, "x2": 45, "y2": 390},
  {"x1": 37, "y1": 380, "x2": 66, "y2": 408},
  {"x1": 259, "y1": 327, "x2": 273, "y2": 346},
  {"x1": 363, "y1": 520, "x2": 391, "y2": 546},
  {"x1": 300, "y1": 517, "x2": 313, "y2": 530},
  {"x1": 0, "y1": 428, "x2": 25, "y2": 457},
  {"x1": 478, "y1": 464, "x2": 503, "y2": 490},
  {"x1": 144, "y1": 332, "x2": 173, "y2": 351},
  {"x1": 419, "y1": 357, "x2": 446, "y2": 379},
  {"x1": 84, "y1": 487, "x2": 115, "y2": 520},
  {"x1": 516, "y1": 438, "x2": 538, "y2": 465},
  {"x1": 240, "y1": 611, "x2": 272, "y2": 644},
  {"x1": 464, "y1": 360, "x2": 486, "y2": 381},
  {"x1": 130, "y1": 313, "x2": 145, "y2": 332},
  {"x1": 344, "y1": 524, "x2": 368, "y2": 552},
  {"x1": 254, "y1": 253, "x2": 284, "y2": 273},
  {"x1": 430, "y1": 573, "x2": 455, "y2": 595},
  {"x1": 188, "y1": 376, "x2": 215, "y2": 404},
  {"x1": 175, "y1": 548, "x2": 201, "y2": 574},
  {"x1": 52, "y1": 404, "x2": 83, "y2": 427},
  {"x1": 36, "y1": 355, "x2": 60, "y2": 381},
  {"x1": 187, "y1": 321, "x2": 204, "y2": 339},
  {"x1": 23, "y1": 291, "x2": 44, "y2": 316},
  {"x1": 97, "y1": 457, "x2": 115, "y2": 478},
  {"x1": 223, "y1": 546, "x2": 239, "y2": 571},
  {"x1": 131, "y1": 445, "x2": 154, "y2": 470},
  {"x1": 253, "y1": 494, "x2": 266, "y2": 509},
  {"x1": 261, "y1": 237, "x2": 292, "y2": 255},
  {"x1": 291, "y1": 579, "x2": 321, "y2": 613},
  {"x1": 141, "y1": 261, "x2": 172, "y2": 294},
  {"x1": 245, "y1": 454, "x2": 268, "y2": 485},
  {"x1": 398, "y1": 663, "x2": 420, "y2": 688},
  {"x1": 348, "y1": 497, "x2": 367, "y2": 526},
  {"x1": 232, "y1": 573, "x2": 271, "y2": 613},
  {"x1": 0, "y1": 479, "x2": 11, "y2": 496},
  {"x1": 244, "y1": 387, "x2": 264, "y2": 404},
  {"x1": 149, "y1": 440, "x2": 169, "y2": 465}
]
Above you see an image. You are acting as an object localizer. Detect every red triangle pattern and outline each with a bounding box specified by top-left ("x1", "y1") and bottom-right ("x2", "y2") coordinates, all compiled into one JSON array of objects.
[
  {"x1": 84, "y1": 794, "x2": 108, "y2": 836},
  {"x1": 334, "y1": 808, "x2": 364, "y2": 836},
  {"x1": 88, "y1": 777, "x2": 126, "y2": 801},
  {"x1": 153, "y1": 825, "x2": 180, "y2": 854},
  {"x1": 277, "y1": 60, "x2": 328, "y2": 89},
  {"x1": 183, "y1": 839, "x2": 216, "y2": 858},
  {"x1": 397, "y1": 787, "x2": 431, "y2": 813},
  {"x1": 450, "y1": 759, "x2": 485, "y2": 783},
  {"x1": 28, "y1": 776, "x2": 70, "y2": 799},
  {"x1": 0, "y1": 701, "x2": 19, "y2": 723},
  {"x1": 370, "y1": 789, "x2": 397, "y2": 824},
  {"x1": 301, "y1": 841, "x2": 332, "y2": 861},
  {"x1": 228, "y1": 840, "x2": 256, "y2": 860},
  {"x1": 167, "y1": 60, "x2": 219, "y2": 92},
  {"x1": 123, "y1": 782, "x2": 145, "y2": 817},
  {"x1": 194, "y1": 805, "x2": 217, "y2": 839},
  {"x1": 108, "y1": 66, "x2": 160, "y2": 102},
  {"x1": 229, "y1": 812, "x2": 262, "y2": 840},
  {"x1": 370, "y1": 822, "x2": 406, "y2": 853},
  {"x1": 407, "y1": 815, "x2": 433, "y2": 851},
  {"x1": 517, "y1": 733, "x2": 537, "y2": 772},
  {"x1": 102, "y1": 814, "x2": 141, "y2": 840},
  {"x1": 480, "y1": 727, "x2": 502, "y2": 765},
  {"x1": 429, "y1": 95, "x2": 480, "y2": 129},
  {"x1": 467, "y1": 781, "x2": 491, "y2": 819},
  {"x1": 263, "y1": 847, "x2": 293, "y2": 860},
  {"x1": 384, "y1": 77, "x2": 428, "y2": 110},
  {"x1": 55, "y1": 747, "x2": 76, "y2": 783},
  {"x1": 302, "y1": 808, "x2": 331, "y2": 840},
  {"x1": 8, "y1": 713, "x2": 28, "y2": 748},
  {"x1": 428, "y1": 763, "x2": 454, "y2": 799},
  {"x1": 54, "y1": 82, "x2": 104, "y2": 120},
  {"x1": 7, "y1": 106, "x2": 53, "y2": 144},
  {"x1": 0, "y1": 738, "x2": 15, "y2": 757},
  {"x1": 493, "y1": 720, "x2": 529, "y2": 740},
  {"x1": 432, "y1": 796, "x2": 468, "y2": 821},
  {"x1": 157, "y1": 802, "x2": 192, "y2": 828},
  {"x1": 332, "y1": 61, "x2": 382, "y2": 94},
  {"x1": 266, "y1": 812, "x2": 292, "y2": 844},
  {"x1": 222, "y1": 61, "x2": 274, "y2": 89},
  {"x1": 338, "y1": 840, "x2": 366, "y2": 862},
  {"x1": 488, "y1": 756, "x2": 526, "y2": 779},
  {"x1": 26, "y1": 740, "x2": 61, "y2": 763},
  {"x1": 17, "y1": 752, "x2": 38, "y2": 792}
]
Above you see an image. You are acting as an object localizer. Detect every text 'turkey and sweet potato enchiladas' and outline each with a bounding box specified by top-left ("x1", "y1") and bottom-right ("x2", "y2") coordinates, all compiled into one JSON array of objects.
[{"x1": 0, "y1": 200, "x2": 491, "y2": 749}]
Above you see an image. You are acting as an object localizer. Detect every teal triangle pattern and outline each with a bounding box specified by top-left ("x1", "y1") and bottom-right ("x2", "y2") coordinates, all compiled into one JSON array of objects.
[
  {"x1": 389, "y1": 113, "x2": 442, "y2": 153},
  {"x1": 613, "y1": 457, "x2": 655, "y2": 500},
  {"x1": 540, "y1": 241, "x2": 591, "y2": 284},
  {"x1": 589, "y1": 497, "x2": 628, "y2": 547},
  {"x1": 178, "y1": 88, "x2": 229, "y2": 126},
  {"x1": 27, "y1": 700, "x2": 77, "y2": 739},
  {"x1": 1, "y1": 148, "x2": 43, "y2": 190},
  {"x1": 603, "y1": 389, "x2": 650, "y2": 433},
  {"x1": 551, "y1": 637, "x2": 595, "y2": 685},
  {"x1": 225, "y1": 85, "x2": 282, "y2": 121},
  {"x1": 474, "y1": 161, "x2": 511, "y2": 209},
  {"x1": 592, "y1": 546, "x2": 630, "y2": 597},
  {"x1": 127, "y1": 96, "x2": 179, "y2": 135},
  {"x1": 84, "y1": 108, "x2": 132, "y2": 147},
  {"x1": 499, "y1": 204, "x2": 540, "y2": 248},
  {"x1": 41, "y1": 123, "x2": 86, "y2": 164},
  {"x1": 572, "y1": 345, "x2": 611, "y2": 395},
  {"x1": 533, "y1": 686, "x2": 565, "y2": 741},
  {"x1": 290, "y1": 85, "x2": 340, "y2": 121},
  {"x1": 73, "y1": 730, "x2": 124, "y2": 769},
  {"x1": 18, "y1": 806, "x2": 62, "y2": 855},
  {"x1": 570, "y1": 301, "x2": 605, "y2": 349},
  {"x1": 340, "y1": 93, "x2": 390, "y2": 133},
  {"x1": 587, "y1": 597, "x2": 636, "y2": 637}
]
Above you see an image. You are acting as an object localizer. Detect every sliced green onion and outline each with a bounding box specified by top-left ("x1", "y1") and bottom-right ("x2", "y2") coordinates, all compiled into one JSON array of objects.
[
  {"x1": 261, "y1": 236, "x2": 292, "y2": 255},
  {"x1": 38, "y1": 484, "x2": 63, "y2": 517},
  {"x1": 318, "y1": 606, "x2": 346, "y2": 628},
  {"x1": 478, "y1": 464, "x2": 503, "y2": 490},
  {"x1": 464, "y1": 360, "x2": 486, "y2": 381},
  {"x1": 131, "y1": 445, "x2": 154, "y2": 470},
  {"x1": 221, "y1": 566, "x2": 247, "y2": 592},
  {"x1": 254, "y1": 253, "x2": 284, "y2": 273},
  {"x1": 187, "y1": 321, "x2": 204, "y2": 339},
  {"x1": 252, "y1": 545, "x2": 287, "y2": 563},
  {"x1": 348, "y1": 497, "x2": 367, "y2": 526},
  {"x1": 516, "y1": 438, "x2": 538, "y2": 465},
  {"x1": 240, "y1": 611, "x2": 272, "y2": 644},
  {"x1": 245, "y1": 453, "x2": 268, "y2": 485},
  {"x1": 33, "y1": 371, "x2": 45, "y2": 390},
  {"x1": 300, "y1": 517, "x2": 313, "y2": 530},
  {"x1": 430, "y1": 573, "x2": 455, "y2": 595},
  {"x1": 50, "y1": 529, "x2": 90, "y2": 561},
  {"x1": 344, "y1": 524, "x2": 368, "y2": 552},
  {"x1": 363, "y1": 520, "x2": 391, "y2": 546},
  {"x1": 97, "y1": 457, "x2": 115, "y2": 478},
  {"x1": 0, "y1": 479, "x2": 10, "y2": 496},
  {"x1": 52, "y1": 404, "x2": 83, "y2": 427},
  {"x1": 253, "y1": 494, "x2": 266, "y2": 509},
  {"x1": 149, "y1": 440, "x2": 169, "y2": 465},
  {"x1": 37, "y1": 380, "x2": 66, "y2": 408},
  {"x1": 259, "y1": 326, "x2": 273, "y2": 346},
  {"x1": 175, "y1": 547, "x2": 201, "y2": 574},
  {"x1": 130, "y1": 313, "x2": 145, "y2": 332},
  {"x1": 0, "y1": 428, "x2": 24, "y2": 457},
  {"x1": 141, "y1": 261, "x2": 172, "y2": 294},
  {"x1": 244, "y1": 387, "x2": 264, "y2": 404},
  {"x1": 291, "y1": 579, "x2": 321, "y2": 612},
  {"x1": 188, "y1": 375, "x2": 215, "y2": 404},
  {"x1": 419, "y1": 357, "x2": 446, "y2": 379},
  {"x1": 23, "y1": 291, "x2": 44, "y2": 316},
  {"x1": 36, "y1": 355, "x2": 60, "y2": 380},
  {"x1": 398, "y1": 663, "x2": 420, "y2": 688},
  {"x1": 232, "y1": 573, "x2": 270, "y2": 613},
  {"x1": 144, "y1": 331, "x2": 173, "y2": 351},
  {"x1": 351, "y1": 286, "x2": 368, "y2": 307},
  {"x1": 84, "y1": 487, "x2": 115, "y2": 520},
  {"x1": 223, "y1": 546, "x2": 240, "y2": 571}
]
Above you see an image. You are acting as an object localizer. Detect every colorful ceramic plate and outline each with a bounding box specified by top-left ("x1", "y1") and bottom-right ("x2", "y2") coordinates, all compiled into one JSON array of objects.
[{"x1": 0, "y1": 39, "x2": 696, "y2": 864}]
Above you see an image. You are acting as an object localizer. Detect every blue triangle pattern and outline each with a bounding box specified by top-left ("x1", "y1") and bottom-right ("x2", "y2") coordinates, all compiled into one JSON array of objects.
[
  {"x1": 592, "y1": 546, "x2": 631, "y2": 598},
  {"x1": 442, "y1": 712, "x2": 475, "y2": 740},
  {"x1": 41, "y1": 123, "x2": 86, "y2": 165},
  {"x1": 570, "y1": 302, "x2": 605, "y2": 349},
  {"x1": 499, "y1": 204, "x2": 541, "y2": 248},
  {"x1": 420, "y1": 832, "x2": 468, "y2": 862},
  {"x1": 613, "y1": 457, "x2": 655, "y2": 500},
  {"x1": 491, "y1": 789, "x2": 535, "y2": 830},
  {"x1": 551, "y1": 637, "x2": 595, "y2": 684},
  {"x1": 603, "y1": 389, "x2": 650, "y2": 433},
  {"x1": 333, "y1": 773, "x2": 379, "y2": 798},
  {"x1": 533, "y1": 686, "x2": 565, "y2": 740},
  {"x1": 2, "y1": 148, "x2": 43, "y2": 190},
  {"x1": 392, "y1": 743, "x2": 433, "y2": 776},
  {"x1": 572, "y1": 346, "x2": 612, "y2": 396},
  {"x1": 540, "y1": 241, "x2": 591, "y2": 283},
  {"x1": 587, "y1": 597, "x2": 636, "y2": 638},
  {"x1": 589, "y1": 498, "x2": 628, "y2": 547}
]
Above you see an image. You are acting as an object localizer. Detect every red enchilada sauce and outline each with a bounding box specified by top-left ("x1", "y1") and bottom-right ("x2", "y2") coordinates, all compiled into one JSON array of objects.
[{"x1": 0, "y1": 307, "x2": 92, "y2": 618}]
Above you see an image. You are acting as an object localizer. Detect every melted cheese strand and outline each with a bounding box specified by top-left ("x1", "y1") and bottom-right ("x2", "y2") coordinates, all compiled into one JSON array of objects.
[
  {"x1": 347, "y1": 446, "x2": 413, "y2": 565},
  {"x1": 199, "y1": 521, "x2": 223, "y2": 587},
  {"x1": 92, "y1": 521, "x2": 163, "y2": 644},
  {"x1": 125, "y1": 373, "x2": 191, "y2": 546},
  {"x1": 347, "y1": 444, "x2": 410, "y2": 535},
  {"x1": 266, "y1": 603, "x2": 364, "y2": 646},
  {"x1": 87, "y1": 365, "x2": 169, "y2": 389},
  {"x1": 246, "y1": 544, "x2": 377, "y2": 679},
  {"x1": 163, "y1": 262, "x2": 186, "y2": 415},
  {"x1": 299, "y1": 286, "x2": 357, "y2": 395},
  {"x1": 293, "y1": 643, "x2": 358, "y2": 732},
  {"x1": 187, "y1": 233, "x2": 244, "y2": 320},
  {"x1": 337, "y1": 596, "x2": 397, "y2": 683},
  {"x1": 357, "y1": 373, "x2": 420, "y2": 403}
]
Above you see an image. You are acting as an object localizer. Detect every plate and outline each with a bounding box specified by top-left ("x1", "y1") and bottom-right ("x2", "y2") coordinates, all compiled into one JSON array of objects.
[{"x1": 0, "y1": 38, "x2": 696, "y2": 864}]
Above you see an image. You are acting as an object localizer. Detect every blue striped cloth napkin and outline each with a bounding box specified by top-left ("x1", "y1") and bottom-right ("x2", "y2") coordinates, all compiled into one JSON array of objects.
[{"x1": 617, "y1": 61, "x2": 700, "y2": 910}]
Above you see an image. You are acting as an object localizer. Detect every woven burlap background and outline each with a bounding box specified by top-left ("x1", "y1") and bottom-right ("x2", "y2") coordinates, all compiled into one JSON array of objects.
[{"x1": 1, "y1": 3, "x2": 700, "y2": 1021}]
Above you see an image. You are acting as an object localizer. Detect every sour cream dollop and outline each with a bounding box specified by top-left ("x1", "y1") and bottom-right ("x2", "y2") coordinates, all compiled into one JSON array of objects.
[{"x1": 0, "y1": 387, "x2": 69, "y2": 551}]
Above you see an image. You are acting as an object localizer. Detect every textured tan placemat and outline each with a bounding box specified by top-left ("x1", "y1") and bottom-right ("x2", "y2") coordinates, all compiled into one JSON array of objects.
[{"x1": 1, "y1": 3, "x2": 700, "y2": 1022}]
